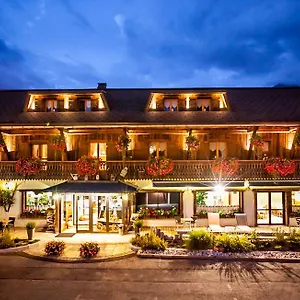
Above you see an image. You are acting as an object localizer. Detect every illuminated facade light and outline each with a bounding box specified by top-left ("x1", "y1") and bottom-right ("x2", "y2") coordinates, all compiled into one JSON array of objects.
[
  {"x1": 214, "y1": 184, "x2": 225, "y2": 195},
  {"x1": 64, "y1": 95, "x2": 69, "y2": 110},
  {"x1": 185, "y1": 95, "x2": 190, "y2": 109},
  {"x1": 98, "y1": 94, "x2": 105, "y2": 109}
]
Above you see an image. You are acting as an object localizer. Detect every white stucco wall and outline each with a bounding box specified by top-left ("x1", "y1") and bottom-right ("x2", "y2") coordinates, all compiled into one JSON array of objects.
[
  {"x1": 183, "y1": 191, "x2": 194, "y2": 218},
  {"x1": 243, "y1": 190, "x2": 256, "y2": 226}
]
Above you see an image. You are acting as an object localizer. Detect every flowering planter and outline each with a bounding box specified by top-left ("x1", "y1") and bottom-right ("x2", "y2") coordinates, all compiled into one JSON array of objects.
[{"x1": 142, "y1": 219, "x2": 177, "y2": 227}]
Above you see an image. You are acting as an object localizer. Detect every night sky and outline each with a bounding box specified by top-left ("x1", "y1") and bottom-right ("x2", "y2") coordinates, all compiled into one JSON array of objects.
[{"x1": 1, "y1": 0, "x2": 300, "y2": 89}]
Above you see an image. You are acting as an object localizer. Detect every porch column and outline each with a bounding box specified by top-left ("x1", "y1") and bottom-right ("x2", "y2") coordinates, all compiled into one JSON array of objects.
[
  {"x1": 182, "y1": 190, "x2": 194, "y2": 218},
  {"x1": 243, "y1": 190, "x2": 256, "y2": 227}
]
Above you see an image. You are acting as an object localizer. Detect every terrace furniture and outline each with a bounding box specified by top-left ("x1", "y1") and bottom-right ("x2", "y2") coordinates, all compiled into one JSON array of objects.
[
  {"x1": 181, "y1": 217, "x2": 193, "y2": 229},
  {"x1": 7, "y1": 217, "x2": 15, "y2": 231},
  {"x1": 235, "y1": 213, "x2": 252, "y2": 233},
  {"x1": 175, "y1": 216, "x2": 184, "y2": 229},
  {"x1": 0, "y1": 222, "x2": 4, "y2": 233},
  {"x1": 296, "y1": 217, "x2": 300, "y2": 227},
  {"x1": 207, "y1": 212, "x2": 224, "y2": 232}
]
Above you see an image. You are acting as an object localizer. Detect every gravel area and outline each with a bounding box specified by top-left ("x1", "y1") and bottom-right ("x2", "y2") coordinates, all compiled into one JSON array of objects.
[{"x1": 141, "y1": 248, "x2": 300, "y2": 259}]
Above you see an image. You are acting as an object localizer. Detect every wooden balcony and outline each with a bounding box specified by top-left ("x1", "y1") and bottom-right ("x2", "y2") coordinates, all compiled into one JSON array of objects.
[{"x1": 1, "y1": 160, "x2": 300, "y2": 181}]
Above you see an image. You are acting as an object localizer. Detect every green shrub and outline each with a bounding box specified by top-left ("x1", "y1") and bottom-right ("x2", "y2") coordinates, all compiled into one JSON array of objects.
[
  {"x1": 185, "y1": 229, "x2": 212, "y2": 250},
  {"x1": 0, "y1": 229, "x2": 15, "y2": 249},
  {"x1": 287, "y1": 228, "x2": 300, "y2": 250},
  {"x1": 26, "y1": 222, "x2": 36, "y2": 229},
  {"x1": 134, "y1": 219, "x2": 143, "y2": 229},
  {"x1": 214, "y1": 233, "x2": 255, "y2": 253},
  {"x1": 272, "y1": 227, "x2": 286, "y2": 245},
  {"x1": 131, "y1": 231, "x2": 167, "y2": 251}
]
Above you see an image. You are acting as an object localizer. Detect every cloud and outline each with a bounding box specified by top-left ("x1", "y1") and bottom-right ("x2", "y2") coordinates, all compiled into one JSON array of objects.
[{"x1": 114, "y1": 14, "x2": 126, "y2": 37}]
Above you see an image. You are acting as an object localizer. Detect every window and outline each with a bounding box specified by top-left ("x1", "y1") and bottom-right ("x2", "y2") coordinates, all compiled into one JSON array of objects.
[
  {"x1": 209, "y1": 142, "x2": 226, "y2": 159},
  {"x1": 196, "y1": 99, "x2": 210, "y2": 111},
  {"x1": 149, "y1": 142, "x2": 167, "y2": 158},
  {"x1": 89, "y1": 143, "x2": 106, "y2": 160},
  {"x1": 46, "y1": 100, "x2": 57, "y2": 112},
  {"x1": 32, "y1": 144, "x2": 48, "y2": 160},
  {"x1": 136, "y1": 192, "x2": 180, "y2": 208},
  {"x1": 79, "y1": 100, "x2": 92, "y2": 112},
  {"x1": 164, "y1": 99, "x2": 178, "y2": 111},
  {"x1": 21, "y1": 191, "x2": 53, "y2": 218},
  {"x1": 196, "y1": 191, "x2": 240, "y2": 207}
]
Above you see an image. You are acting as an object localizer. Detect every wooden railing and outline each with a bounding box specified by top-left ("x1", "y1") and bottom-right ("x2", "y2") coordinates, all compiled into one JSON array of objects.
[{"x1": 1, "y1": 160, "x2": 300, "y2": 181}]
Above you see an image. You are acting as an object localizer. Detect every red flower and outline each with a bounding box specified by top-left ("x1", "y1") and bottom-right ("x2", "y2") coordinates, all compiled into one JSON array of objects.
[
  {"x1": 16, "y1": 157, "x2": 42, "y2": 176},
  {"x1": 75, "y1": 156, "x2": 104, "y2": 177},
  {"x1": 265, "y1": 157, "x2": 295, "y2": 177},
  {"x1": 250, "y1": 134, "x2": 264, "y2": 148},
  {"x1": 146, "y1": 157, "x2": 174, "y2": 176},
  {"x1": 51, "y1": 135, "x2": 66, "y2": 151},
  {"x1": 212, "y1": 158, "x2": 239, "y2": 177}
]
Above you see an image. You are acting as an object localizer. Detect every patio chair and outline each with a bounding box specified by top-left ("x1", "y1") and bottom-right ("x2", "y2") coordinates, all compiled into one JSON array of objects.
[
  {"x1": 174, "y1": 216, "x2": 184, "y2": 229},
  {"x1": 296, "y1": 217, "x2": 300, "y2": 227},
  {"x1": 235, "y1": 213, "x2": 252, "y2": 233},
  {"x1": 0, "y1": 222, "x2": 4, "y2": 233},
  {"x1": 207, "y1": 212, "x2": 224, "y2": 232},
  {"x1": 7, "y1": 217, "x2": 16, "y2": 231}
]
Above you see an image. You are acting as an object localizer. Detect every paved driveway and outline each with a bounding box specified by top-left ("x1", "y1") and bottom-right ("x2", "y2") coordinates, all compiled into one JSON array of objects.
[{"x1": 0, "y1": 255, "x2": 299, "y2": 300}]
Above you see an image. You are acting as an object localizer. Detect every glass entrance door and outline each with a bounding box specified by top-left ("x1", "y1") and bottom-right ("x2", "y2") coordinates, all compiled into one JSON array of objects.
[
  {"x1": 257, "y1": 192, "x2": 284, "y2": 225},
  {"x1": 76, "y1": 195, "x2": 91, "y2": 232}
]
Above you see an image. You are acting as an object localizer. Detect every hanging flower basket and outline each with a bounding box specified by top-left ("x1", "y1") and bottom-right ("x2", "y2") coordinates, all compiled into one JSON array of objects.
[
  {"x1": 16, "y1": 157, "x2": 42, "y2": 176},
  {"x1": 265, "y1": 157, "x2": 296, "y2": 177},
  {"x1": 51, "y1": 135, "x2": 66, "y2": 151},
  {"x1": 250, "y1": 133, "x2": 264, "y2": 148},
  {"x1": 212, "y1": 158, "x2": 239, "y2": 177},
  {"x1": 185, "y1": 135, "x2": 200, "y2": 150},
  {"x1": 146, "y1": 157, "x2": 174, "y2": 176},
  {"x1": 295, "y1": 132, "x2": 300, "y2": 148},
  {"x1": 75, "y1": 156, "x2": 103, "y2": 177},
  {"x1": 115, "y1": 134, "x2": 131, "y2": 152}
]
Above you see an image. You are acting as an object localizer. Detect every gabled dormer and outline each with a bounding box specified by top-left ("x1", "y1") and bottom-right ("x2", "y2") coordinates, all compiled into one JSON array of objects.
[
  {"x1": 147, "y1": 91, "x2": 228, "y2": 112},
  {"x1": 25, "y1": 91, "x2": 109, "y2": 112}
]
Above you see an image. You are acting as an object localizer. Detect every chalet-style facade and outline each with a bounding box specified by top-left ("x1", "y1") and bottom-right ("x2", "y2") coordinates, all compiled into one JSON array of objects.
[{"x1": 1, "y1": 83, "x2": 300, "y2": 233}]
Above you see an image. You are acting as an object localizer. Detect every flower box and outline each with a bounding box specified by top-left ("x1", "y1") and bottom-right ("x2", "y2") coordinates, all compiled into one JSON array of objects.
[{"x1": 265, "y1": 157, "x2": 296, "y2": 177}]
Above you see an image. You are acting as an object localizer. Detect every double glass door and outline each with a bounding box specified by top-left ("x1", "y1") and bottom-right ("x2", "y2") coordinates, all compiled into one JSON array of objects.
[
  {"x1": 76, "y1": 194, "x2": 123, "y2": 233},
  {"x1": 257, "y1": 192, "x2": 284, "y2": 225}
]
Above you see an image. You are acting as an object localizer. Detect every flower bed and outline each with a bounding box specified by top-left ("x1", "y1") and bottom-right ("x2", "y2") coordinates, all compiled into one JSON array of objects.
[
  {"x1": 196, "y1": 208, "x2": 241, "y2": 218},
  {"x1": 75, "y1": 156, "x2": 103, "y2": 177},
  {"x1": 21, "y1": 209, "x2": 47, "y2": 218},
  {"x1": 15, "y1": 157, "x2": 42, "y2": 176},
  {"x1": 146, "y1": 157, "x2": 174, "y2": 176},
  {"x1": 137, "y1": 206, "x2": 179, "y2": 218},
  {"x1": 265, "y1": 157, "x2": 296, "y2": 177},
  {"x1": 79, "y1": 242, "x2": 100, "y2": 258},
  {"x1": 211, "y1": 158, "x2": 239, "y2": 177}
]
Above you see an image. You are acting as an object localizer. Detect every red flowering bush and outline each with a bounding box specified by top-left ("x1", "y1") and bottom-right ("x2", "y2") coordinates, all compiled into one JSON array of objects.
[
  {"x1": 265, "y1": 157, "x2": 296, "y2": 177},
  {"x1": 185, "y1": 135, "x2": 200, "y2": 150},
  {"x1": 212, "y1": 158, "x2": 239, "y2": 177},
  {"x1": 75, "y1": 156, "x2": 103, "y2": 177},
  {"x1": 250, "y1": 133, "x2": 264, "y2": 148},
  {"x1": 115, "y1": 134, "x2": 131, "y2": 152},
  {"x1": 146, "y1": 157, "x2": 174, "y2": 176},
  {"x1": 51, "y1": 135, "x2": 66, "y2": 151},
  {"x1": 16, "y1": 157, "x2": 42, "y2": 176},
  {"x1": 44, "y1": 241, "x2": 66, "y2": 256},
  {"x1": 79, "y1": 242, "x2": 100, "y2": 258}
]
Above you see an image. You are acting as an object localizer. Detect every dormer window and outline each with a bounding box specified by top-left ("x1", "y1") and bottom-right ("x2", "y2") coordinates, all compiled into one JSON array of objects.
[
  {"x1": 79, "y1": 100, "x2": 92, "y2": 112},
  {"x1": 46, "y1": 100, "x2": 57, "y2": 112},
  {"x1": 197, "y1": 99, "x2": 210, "y2": 111},
  {"x1": 164, "y1": 99, "x2": 178, "y2": 111}
]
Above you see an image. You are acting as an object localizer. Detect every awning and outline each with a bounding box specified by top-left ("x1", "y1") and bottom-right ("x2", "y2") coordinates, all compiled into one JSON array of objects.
[
  {"x1": 43, "y1": 181, "x2": 137, "y2": 193},
  {"x1": 152, "y1": 181, "x2": 245, "y2": 188}
]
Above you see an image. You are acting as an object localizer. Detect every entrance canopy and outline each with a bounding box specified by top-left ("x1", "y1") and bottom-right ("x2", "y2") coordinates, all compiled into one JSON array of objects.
[{"x1": 43, "y1": 181, "x2": 137, "y2": 193}]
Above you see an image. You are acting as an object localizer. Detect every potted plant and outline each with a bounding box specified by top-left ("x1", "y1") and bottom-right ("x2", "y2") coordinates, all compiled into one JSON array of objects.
[
  {"x1": 211, "y1": 157, "x2": 239, "y2": 177},
  {"x1": 134, "y1": 219, "x2": 143, "y2": 234},
  {"x1": 265, "y1": 157, "x2": 296, "y2": 177},
  {"x1": 145, "y1": 156, "x2": 174, "y2": 176},
  {"x1": 75, "y1": 156, "x2": 103, "y2": 179},
  {"x1": 15, "y1": 157, "x2": 42, "y2": 177},
  {"x1": 115, "y1": 134, "x2": 131, "y2": 161},
  {"x1": 185, "y1": 135, "x2": 200, "y2": 150},
  {"x1": 26, "y1": 222, "x2": 36, "y2": 240}
]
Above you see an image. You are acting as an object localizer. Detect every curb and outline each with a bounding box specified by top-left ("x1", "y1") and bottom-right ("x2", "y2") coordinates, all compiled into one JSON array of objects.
[
  {"x1": 18, "y1": 250, "x2": 136, "y2": 263},
  {"x1": 136, "y1": 251, "x2": 300, "y2": 263},
  {"x1": 0, "y1": 240, "x2": 41, "y2": 254}
]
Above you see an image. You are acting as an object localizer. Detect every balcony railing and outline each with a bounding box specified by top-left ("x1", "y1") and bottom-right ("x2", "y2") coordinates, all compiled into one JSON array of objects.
[{"x1": 1, "y1": 160, "x2": 300, "y2": 181}]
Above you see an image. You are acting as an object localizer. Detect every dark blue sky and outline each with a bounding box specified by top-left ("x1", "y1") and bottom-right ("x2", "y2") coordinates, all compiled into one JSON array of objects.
[{"x1": 1, "y1": 0, "x2": 300, "y2": 89}]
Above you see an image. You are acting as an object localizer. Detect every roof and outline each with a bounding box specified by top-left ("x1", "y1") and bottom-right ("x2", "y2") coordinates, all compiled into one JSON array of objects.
[
  {"x1": 42, "y1": 181, "x2": 137, "y2": 193},
  {"x1": 1, "y1": 87, "x2": 300, "y2": 126},
  {"x1": 152, "y1": 181, "x2": 245, "y2": 188}
]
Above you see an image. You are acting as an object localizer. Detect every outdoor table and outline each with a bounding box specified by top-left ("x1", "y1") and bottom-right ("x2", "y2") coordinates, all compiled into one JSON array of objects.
[{"x1": 181, "y1": 218, "x2": 193, "y2": 229}]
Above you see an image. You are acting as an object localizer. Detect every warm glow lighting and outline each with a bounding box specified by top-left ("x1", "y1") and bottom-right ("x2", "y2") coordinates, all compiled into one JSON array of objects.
[
  {"x1": 287, "y1": 132, "x2": 295, "y2": 150},
  {"x1": 64, "y1": 95, "x2": 69, "y2": 110},
  {"x1": 214, "y1": 184, "x2": 225, "y2": 195},
  {"x1": 53, "y1": 193, "x2": 61, "y2": 201},
  {"x1": 186, "y1": 95, "x2": 190, "y2": 109},
  {"x1": 98, "y1": 94, "x2": 105, "y2": 109},
  {"x1": 3, "y1": 181, "x2": 15, "y2": 190},
  {"x1": 150, "y1": 94, "x2": 157, "y2": 109},
  {"x1": 28, "y1": 95, "x2": 36, "y2": 110}
]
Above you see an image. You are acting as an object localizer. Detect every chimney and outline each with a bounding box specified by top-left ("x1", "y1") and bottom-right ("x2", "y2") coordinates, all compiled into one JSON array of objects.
[{"x1": 97, "y1": 82, "x2": 107, "y2": 90}]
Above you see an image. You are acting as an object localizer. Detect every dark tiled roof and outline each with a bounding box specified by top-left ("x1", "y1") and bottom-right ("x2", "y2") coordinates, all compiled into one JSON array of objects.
[
  {"x1": 43, "y1": 181, "x2": 137, "y2": 193},
  {"x1": 1, "y1": 87, "x2": 300, "y2": 126}
]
